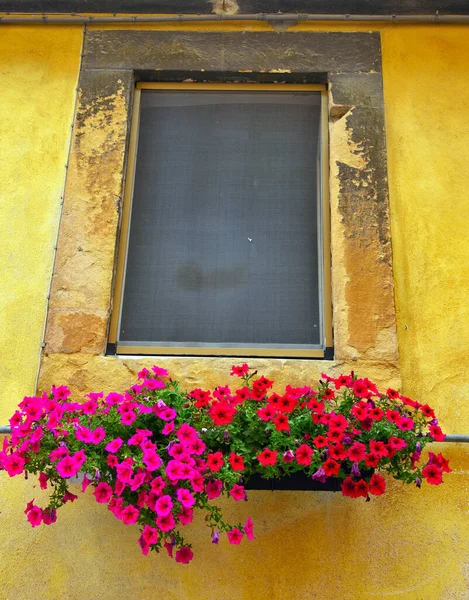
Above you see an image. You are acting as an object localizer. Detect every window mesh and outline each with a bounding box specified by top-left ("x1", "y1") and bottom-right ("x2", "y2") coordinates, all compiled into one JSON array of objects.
[{"x1": 119, "y1": 90, "x2": 322, "y2": 347}]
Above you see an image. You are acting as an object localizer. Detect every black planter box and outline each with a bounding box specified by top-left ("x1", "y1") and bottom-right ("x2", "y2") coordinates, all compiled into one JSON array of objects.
[{"x1": 245, "y1": 472, "x2": 341, "y2": 492}]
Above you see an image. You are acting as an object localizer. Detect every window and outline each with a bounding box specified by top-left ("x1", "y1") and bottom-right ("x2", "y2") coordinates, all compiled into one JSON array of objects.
[{"x1": 108, "y1": 82, "x2": 332, "y2": 358}]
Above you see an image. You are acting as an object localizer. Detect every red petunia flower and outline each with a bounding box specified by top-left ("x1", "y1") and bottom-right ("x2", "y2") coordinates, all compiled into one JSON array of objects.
[
  {"x1": 322, "y1": 389, "x2": 335, "y2": 401},
  {"x1": 278, "y1": 395, "x2": 298, "y2": 413},
  {"x1": 306, "y1": 398, "x2": 325, "y2": 413},
  {"x1": 369, "y1": 440, "x2": 388, "y2": 458},
  {"x1": 420, "y1": 404, "x2": 435, "y2": 419},
  {"x1": 257, "y1": 448, "x2": 278, "y2": 467},
  {"x1": 257, "y1": 405, "x2": 276, "y2": 422},
  {"x1": 348, "y1": 442, "x2": 367, "y2": 463},
  {"x1": 429, "y1": 425, "x2": 446, "y2": 442},
  {"x1": 354, "y1": 479, "x2": 369, "y2": 498},
  {"x1": 313, "y1": 435, "x2": 328, "y2": 449},
  {"x1": 353, "y1": 380, "x2": 370, "y2": 399},
  {"x1": 386, "y1": 388, "x2": 400, "y2": 399},
  {"x1": 334, "y1": 374, "x2": 353, "y2": 389},
  {"x1": 189, "y1": 388, "x2": 211, "y2": 408},
  {"x1": 369, "y1": 473, "x2": 386, "y2": 495},
  {"x1": 322, "y1": 458, "x2": 340, "y2": 476},
  {"x1": 273, "y1": 413, "x2": 290, "y2": 432},
  {"x1": 329, "y1": 444, "x2": 348, "y2": 461},
  {"x1": 207, "y1": 452, "x2": 224, "y2": 472},
  {"x1": 365, "y1": 452, "x2": 380, "y2": 468},
  {"x1": 341, "y1": 476, "x2": 357, "y2": 498},
  {"x1": 422, "y1": 463, "x2": 443, "y2": 485},
  {"x1": 230, "y1": 364, "x2": 249, "y2": 377},
  {"x1": 351, "y1": 402, "x2": 369, "y2": 421},
  {"x1": 295, "y1": 444, "x2": 314, "y2": 466},
  {"x1": 228, "y1": 452, "x2": 245, "y2": 471},
  {"x1": 234, "y1": 386, "x2": 251, "y2": 404},
  {"x1": 209, "y1": 401, "x2": 237, "y2": 426}
]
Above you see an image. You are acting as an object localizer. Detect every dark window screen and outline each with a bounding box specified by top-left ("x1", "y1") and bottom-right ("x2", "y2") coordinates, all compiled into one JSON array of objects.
[{"x1": 119, "y1": 90, "x2": 323, "y2": 348}]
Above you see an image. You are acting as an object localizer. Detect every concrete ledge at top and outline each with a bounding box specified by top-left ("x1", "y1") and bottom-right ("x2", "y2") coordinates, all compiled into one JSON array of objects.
[
  {"x1": 81, "y1": 31, "x2": 382, "y2": 74},
  {"x1": 0, "y1": 0, "x2": 468, "y2": 15}
]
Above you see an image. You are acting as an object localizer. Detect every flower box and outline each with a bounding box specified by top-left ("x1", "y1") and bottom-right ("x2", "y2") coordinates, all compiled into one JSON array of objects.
[
  {"x1": 245, "y1": 473, "x2": 340, "y2": 491},
  {"x1": 1, "y1": 364, "x2": 450, "y2": 564}
]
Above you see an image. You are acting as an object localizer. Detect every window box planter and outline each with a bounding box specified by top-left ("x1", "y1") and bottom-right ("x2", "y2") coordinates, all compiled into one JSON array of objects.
[
  {"x1": 1, "y1": 364, "x2": 449, "y2": 564},
  {"x1": 245, "y1": 472, "x2": 340, "y2": 492}
]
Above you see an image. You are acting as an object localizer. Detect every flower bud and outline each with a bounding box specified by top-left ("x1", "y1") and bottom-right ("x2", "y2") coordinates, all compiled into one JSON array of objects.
[
  {"x1": 416, "y1": 442, "x2": 421, "y2": 453},
  {"x1": 415, "y1": 477, "x2": 422, "y2": 488},
  {"x1": 351, "y1": 462, "x2": 361, "y2": 478},
  {"x1": 311, "y1": 467, "x2": 327, "y2": 483},
  {"x1": 283, "y1": 450, "x2": 295, "y2": 463},
  {"x1": 224, "y1": 430, "x2": 230, "y2": 442},
  {"x1": 211, "y1": 529, "x2": 220, "y2": 544}
]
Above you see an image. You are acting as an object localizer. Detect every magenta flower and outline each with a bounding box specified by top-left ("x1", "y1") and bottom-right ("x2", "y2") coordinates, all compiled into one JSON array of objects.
[
  {"x1": 143, "y1": 379, "x2": 166, "y2": 391},
  {"x1": 229, "y1": 484, "x2": 245, "y2": 502},
  {"x1": 159, "y1": 407, "x2": 177, "y2": 421},
  {"x1": 311, "y1": 467, "x2": 327, "y2": 483},
  {"x1": 56, "y1": 455, "x2": 80, "y2": 479},
  {"x1": 205, "y1": 479, "x2": 223, "y2": 500},
  {"x1": 120, "y1": 504, "x2": 139, "y2": 525},
  {"x1": 93, "y1": 482, "x2": 113, "y2": 504},
  {"x1": 244, "y1": 517, "x2": 255, "y2": 540},
  {"x1": 176, "y1": 488, "x2": 195, "y2": 508},
  {"x1": 26, "y1": 505, "x2": 42, "y2": 527},
  {"x1": 42, "y1": 507, "x2": 57, "y2": 525},
  {"x1": 156, "y1": 513, "x2": 176, "y2": 533},
  {"x1": 63, "y1": 491, "x2": 78, "y2": 503},
  {"x1": 227, "y1": 528, "x2": 243, "y2": 545},
  {"x1": 105, "y1": 438, "x2": 123, "y2": 453},
  {"x1": 3, "y1": 453, "x2": 25, "y2": 477},
  {"x1": 178, "y1": 507, "x2": 194, "y2": 526},
  {"x1": 149, "y1": 476, "x2": 165, "y2": 496},
  {"x1": 91, "y1": 427, "x2": 106, "y2": 445},
  {"x1": 121, "y1": 410, "x2": 137, "y2": 426},
  {"x1": 151, "y1": 365, "x2": 169, "y2": 377},
  {"x1": 143, "y1": 450, "x2": 162, "y2": 471},
  {"x1": 162, "y1": 422, "x2": 175, "y2": 435},
  {"x1": 38, "y1": 472, "x2": 48, "y2": 490},
  {"x1": 142, "y1": 524, "x2": 159, "y2": 545},
  {"x1": 81, "y1": 474, "x2": 92, "y2": 493},
  {"x1": 155, "y1": 495, "x2": 173, "y2": 517},
  {"x1": 175, "y1": 546, "x2": 194, "y2": 564},
  {"x1": 177, "y1": 424, "x2": 198, "y2": 446}
]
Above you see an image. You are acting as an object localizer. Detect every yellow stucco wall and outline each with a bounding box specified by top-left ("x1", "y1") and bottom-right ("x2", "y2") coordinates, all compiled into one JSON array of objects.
[{"x1": 1, "y1": 22, "x2": 469, "y2": 600}]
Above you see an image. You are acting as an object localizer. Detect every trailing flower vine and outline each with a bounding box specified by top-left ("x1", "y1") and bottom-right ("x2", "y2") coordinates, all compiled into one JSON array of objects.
[{"x1": 0, "y1": 365, "x2": 450, "y2": 564}]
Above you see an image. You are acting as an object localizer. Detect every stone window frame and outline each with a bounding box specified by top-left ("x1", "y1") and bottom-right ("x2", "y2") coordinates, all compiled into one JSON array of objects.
[{"x1": 41, "y1": 30, "x2": 398, "y2": 390}]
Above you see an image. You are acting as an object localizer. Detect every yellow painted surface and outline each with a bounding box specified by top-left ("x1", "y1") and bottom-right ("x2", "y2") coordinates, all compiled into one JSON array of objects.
[
  {"x1": 0, "y1": 26, "x2": 82, "y2": 423},
  {"x1": 1, "y1": 22, "x2": 469, "y2": 600}
]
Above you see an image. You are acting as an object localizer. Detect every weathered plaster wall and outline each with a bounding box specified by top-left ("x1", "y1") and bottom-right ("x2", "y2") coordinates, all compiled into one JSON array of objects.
[
  {"x1": 0, "y1": 26, "x2": 82, "y2": 422},
  {"x1": 1, "y1": 21, "x2": 469, "y2": 600}
]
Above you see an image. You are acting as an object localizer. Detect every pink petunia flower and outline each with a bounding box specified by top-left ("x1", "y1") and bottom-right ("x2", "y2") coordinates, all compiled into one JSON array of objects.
[
  {"x1": 143, "y1": 450, "x2": 162, "y2": 472},
  {"x1": 175, "y1": 546, "x2": 194, "y2": 564},
  {"x1": 205, "y1": 479, "x2": 223, "y2": 500},
  {"x1": 120, "y1": 504, "x2": 140, "y2": 525},
  {"x1": 229, "y1": 484, "x2": 246, "y2": 502},
  {"x1": 227, "y1": 528, "x2": 243, "y2": 545},
  {"x1": 155, "y1": 495, "x2": 173, "y2": 517},
  {"x1": 244, "y1": 516, "x2": 255, "y2": 540},
  {"x1": 176, "y1": 488, "x2": 195, "y2": 508},
  {"x1": 93, "y1": 482, "x2": 113, "y2": 503},
  {"x1": 156, "y1": 513, "x2": 176, "y2": 533},
  {"x1": 105, "y1": 438, "x2": 123, "y2": 453},
  {"x1": 26, "y1": 505, "x2": 42, "y2": 527},
  {"x1": 56, "y1": 455, "x2": 80, "y2": 479},
  {"x1": 178, "y1": 507, "x2": 194, "y2": 526}
]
